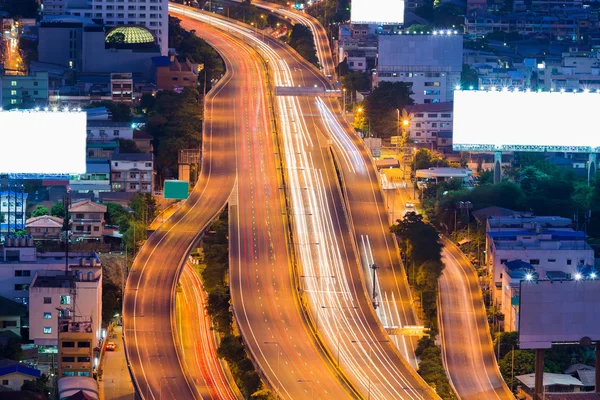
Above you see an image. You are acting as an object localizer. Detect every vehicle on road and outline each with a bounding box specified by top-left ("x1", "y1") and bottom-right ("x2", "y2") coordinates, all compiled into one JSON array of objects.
[{"x1": 106, "y1": 342, "x2": 116, "y2": 351}]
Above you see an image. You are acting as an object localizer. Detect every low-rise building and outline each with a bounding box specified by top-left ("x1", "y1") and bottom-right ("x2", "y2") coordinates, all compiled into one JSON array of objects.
[
  {"x1": 69, "y1": 163, "x2": 111, "y2": 200},
  {"x1": 25, "y1": 215, "x2": 64, "y2": 239},
  {"x1": 86, "y1": 121, "x2": 133, "y2": 141},
  {"x1": 0, "y1": 71, "x2": 49, "y2": 109},
  {"x1": 29, "y1": 267, "x2": 102, "y2": 348},
  {"x1": 132, "y1": 130, "x2": 153, "y2": 153},
  {"x1": 110, "y1": 153, "x2": 154, "y2": 193},
  {"x1": 486, "y1": 215, "x2": 594, "y2": 305},
  {"x1": 0, "y1": 240, "x2": 100, "y2": 306},
  {"x1": 0, "y1": 359, "x2": 41, "y2": 391},
  {"x1": 0, "y1": 296, "x2": 26, "y2": 337},
  {"x1": 69, "y1": 200, "x2": 107, "y2": 239},
  {"x1": 404, "y1": 102, "x2": 453, "y2": 149},
  {"x1": 57, "y1": 314, "x2": 95, "y2": 378},
  {"x1": 0, "y1": 191, "x2": 28, "y2": 235},
  {"x1": 516, "y1": 373, "x2": 585, "y2": 399},
  {"x1": 153, "y1": 56, "x2": 200, "y2": 91}
]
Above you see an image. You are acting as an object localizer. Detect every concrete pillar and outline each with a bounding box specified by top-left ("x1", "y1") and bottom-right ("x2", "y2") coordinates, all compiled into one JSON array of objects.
[
  {"x1": 494, "y1": 151, "x2": 502, "y2": 185},
  {"x1": 595, "y1": 341, "x2": 600, "y2": 392},
  {"x1": 534, "y1": 348, "x2": 545, "y2": 399},
  {"x1": 588, "y1": 153, "x2": 597, "y2": 186}
]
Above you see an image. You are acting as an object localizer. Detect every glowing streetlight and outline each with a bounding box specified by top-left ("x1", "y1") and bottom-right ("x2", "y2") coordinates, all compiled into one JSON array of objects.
[
  {"x1": 575, "y1": 272, "x2": 583, "y2": 281},
  {"x1": 402, "y1": 119, "x2": 409, "y2": 126}
]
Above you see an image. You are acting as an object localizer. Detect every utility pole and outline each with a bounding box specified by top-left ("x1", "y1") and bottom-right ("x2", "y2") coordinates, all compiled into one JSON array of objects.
[{"x1": 63, "y1": 191, "x2": 72, "y2": 275}]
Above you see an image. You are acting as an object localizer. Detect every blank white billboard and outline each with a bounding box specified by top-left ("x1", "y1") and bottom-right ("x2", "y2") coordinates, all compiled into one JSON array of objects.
[
  {"x1": 453, "y1": 90, "x2": 600, "y2": 152},
  {"x1": 351, "y1": 0, "x2": 404, "y2": 25},
  {"x1": 0, "y1": 111, "x2": 86, "y2": 174},
  {"x1": 519, "y1": 280, "x2": 600, "y2": 349}
]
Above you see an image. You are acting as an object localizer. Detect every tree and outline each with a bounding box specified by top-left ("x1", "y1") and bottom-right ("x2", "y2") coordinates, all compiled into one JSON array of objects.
[
  {"x1": 118, "y1": 139, "x2": 142, "y2": 153},
  {"x1": 287, "y1": 25, "x2": 319, "y2": 67},
  {"x1": 105, "y1": 202, "x2": 128, "y2": 226},
  {"x1": 106, "y1": 31, "x2": 126, "y2": 45},
  {"x1": 207, "y1": 286, "x2": 232, "y2": 333},
  {"x1": 493, "y1": 331, "x2": 519, "y2": 359},
  {"x1": 21, "y1": 374, "x2": 50, "y2": 399},
  {"x1": 414, "y1": 148, "x2": 450, "y2": 170},
  {"x1": 86, "y1": 101, "x2": 132, "y2": 122},
  {"x1": 217, "y1": 335, "x2": 246, "y2": 364},
  {"x1": 50, "y1": 202, "x2": 65, "y2": 218},
  {"x1": 461, "y1": 64, "x2": 479, "y2": 89},
  {"x1": 499, "y1": 350, "x2": 535, "y2": 391},
  {"x1": 102, "y1": 281, "x2": 122, "y2": 324},
  {"x1": 31, "y1": 206, "x2": 49, "y2": 217},
  {"x1": 364, "y1": 82, "x2": 414, "y2": 138},
  {"x1": 128, "y1": 193, "x2": 157, "y2": 225},
  {"x1": 518, "y1": 166, "x2": 548, "y2": 194},
  {"x1": 406, "y1": 24, "x2": 433, "y2": 33},
  {"x1": 352, "y1": 104, "x2": 368, "y2": 133},
  {"x1": 0, "y1": 336, "x2": 22, "y2": 361}
]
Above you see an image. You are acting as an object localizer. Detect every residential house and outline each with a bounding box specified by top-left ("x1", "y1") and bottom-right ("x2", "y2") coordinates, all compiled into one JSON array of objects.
[
  {"x1": 153, "y1": 56, "x2": 200, "y2": 91},
  {"x1": 110, "y1": 153, "x2": 154, "y2": 193},
  {"x1": 86, "y1": 121, "x2": 133, "y2": 141},
  {"x1": 0, "y1": 296, "x2": 26, "y2": 337},
  {"x1": 132, "y1": 131, "x2": 153, "y2": 153},
  {"x1": 68, "y1": 200, "x2": 107, "y2": 239},
  {"x1": 25, "y1": 215, "x2": 63, "y2": 239},
  {"x1": 516, "y1": 373, "x2": 584, "y2": 399},
  {"x1": 69, "y1": 163, "x2": 111, "y2": 200},
  {"x1": 404, "y1": 102, "x2": 454, "y2": 150},
  {"x1": 0, "y1": 359, "x2": 41, "y2": 391}
]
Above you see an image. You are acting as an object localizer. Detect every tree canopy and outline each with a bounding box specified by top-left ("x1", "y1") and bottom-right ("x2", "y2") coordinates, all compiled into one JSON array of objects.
[
  {"x1": 364, "y1": 82, "x2": 414, "y2": 138},
  {"x1": 287, "y1": 25, "x2": 319, "y2": 67}
]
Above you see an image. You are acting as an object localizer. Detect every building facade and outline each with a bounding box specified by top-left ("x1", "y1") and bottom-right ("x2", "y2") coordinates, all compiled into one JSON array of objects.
[
  {"x1": 0, "y1": 360, "x2": 41, "y2": 391},
  {"x1": 57, "y1": 316, "x2": 95, "y2": 378},
  {"x1": 86, "y1": 121, "x2": 133, "y2": 141},
  {"x1": 404, "y1": 102, "x2": 453, "y2": 149},
  {"x1": 0, "y1": 72, "x2": 49, "y2": 109},
  {"x1": 376, "y1": 33, "x2": 463, "y2": 104},
  {"x1": 110, "y1": 153, "x2": 153, "y2": 193},
  {"x1": 25, "y1": 215, "x2": 64, "y2": 239},
  {"x1": 0, "y1": 191, "x2": 28, "y2": 234},
  {"x1": 51, "y1": 0, "x2": 169, "y2": 55},
  {"x1": 29, "y1": 267, "x2": 102, "y2": 348},
  {"x1": 153, "y1": 56, "x2": 200, "y2": 91},
  {"x1": 68, "y1": 200, "x2": 107, "y2": 239}
]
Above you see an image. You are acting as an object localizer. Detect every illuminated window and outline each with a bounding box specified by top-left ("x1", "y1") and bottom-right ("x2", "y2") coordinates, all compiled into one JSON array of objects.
[
  {"x1": 10, "y1": 90, "x2": 16, "y2": 96},
  {"x1": 11, "y1": 81, "x2": 16, "y2": 86},
  {"x1": 60, "y1": 295, "x2": 71, "y2": 305},
  {"x1": 69, "y1": 61, "x2": 73, "y2": 68},
  {"x1": 44, "y1": 312, "x2": 52, "y2": 319},
  {"x1": 10, "y1": 99, "x2": 17, "y2": 105},
  {"x1": 43, "y1": 327, "x2": 52, "y2": 334}
]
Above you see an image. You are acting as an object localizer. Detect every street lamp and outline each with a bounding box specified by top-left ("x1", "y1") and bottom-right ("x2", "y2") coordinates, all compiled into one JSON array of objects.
[
  {"x1": 159, "y1": 376, "x2": 176, "y2": 400},
  {"x1": 342, "y1": 88, "x2": 346, "y2": 115},
  {"x1": 351, "y1": 339, "x2": 390, "y2": 400},
  {"x1": 297, "y1": 379, "x2": 314, "y2": 400}
]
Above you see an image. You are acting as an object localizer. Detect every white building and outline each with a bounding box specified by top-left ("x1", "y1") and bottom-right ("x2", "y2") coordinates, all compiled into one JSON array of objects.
[
  {"x1": 86, "y1": 121, "x2": 133, "y2": 141},
  {"x1": 29, "y1": 266, "x2": 102, "y2": 348},
  {"x1": 0, "y1": 240, "x2": 100, "y2": 307},
  {"x1": 0, "y1": 191, "x2": 28, "y2": 234},
  {"x1": 541, "y1": 51, "x2": 600, "y2": 92},
  {"x1": 376, "y1": 32, "x2": 463, "y2": 104},
  {"x1": 486, "y1": 215, "x2": 594, "y2": 305},
  {"x1": 43, "y1": 0, "x2": 168, "y2": 55},
  {"x1": 110, "y1": 153, "x2": 154, "y2": 193},
  {"x1": 404, "y1": 102, "x2": 453, "y2": 149}
]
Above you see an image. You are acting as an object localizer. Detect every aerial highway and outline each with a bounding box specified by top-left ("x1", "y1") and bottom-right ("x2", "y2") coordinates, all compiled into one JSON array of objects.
[
  {"x1": 174, "y1": 11, "x2": 358, "y2": 399},
  {"x1": 177, "y1": 263, "x2": 240, "y2": 399},
  {"x1": 171, "y1": 5, "x2": 439, "y2": 399},
  {"x1": 439, "y1": 237, "x2": 514, "y2": 400},
  {"x1": 252, "y1": 2, "x2": 424, "y2": 367},
  {"x1": 122, "y1": 18, "x2": 274, "y2": 399}
]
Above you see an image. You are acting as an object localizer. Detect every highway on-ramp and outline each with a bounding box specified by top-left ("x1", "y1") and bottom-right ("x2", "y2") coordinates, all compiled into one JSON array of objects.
[{"x1": 439, "y1": 237, "x2": 514, "y2": 400}]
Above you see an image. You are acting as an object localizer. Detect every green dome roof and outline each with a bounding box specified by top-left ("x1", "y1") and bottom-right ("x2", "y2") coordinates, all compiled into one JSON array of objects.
[{"x1": 105, "y1": 26, "x2": 155, "y2": 44}]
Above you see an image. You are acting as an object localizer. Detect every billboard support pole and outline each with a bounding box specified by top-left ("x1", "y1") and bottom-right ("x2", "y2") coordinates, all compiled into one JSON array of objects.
[
  {"x1": 595, "y1": 341, "x2": 600, "y2": 393},
  {"x1": 493, "y1": 151, "x2": 502, "y2": 185},
  {"x1": 588, "y1": 153, "x2": 596, "y2": 186},
  {"x1": 534, "y1": 348, "x2": 544, "y2": 399}
]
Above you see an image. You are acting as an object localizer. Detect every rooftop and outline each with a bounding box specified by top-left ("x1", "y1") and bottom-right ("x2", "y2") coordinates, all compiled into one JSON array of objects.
[
  {"x1": 416, "y1": 167, "x2": 473, "y2": 178},
  {"x1": 69, "y1": 199, "x2": 107, "y2": 213},
  {"x1": 87, "y1": 121, "x2": 132, "y2": 128},
  {"x1": 516, "y1": 372, "x2": 584, "y2": 389},
  {"x1": 105, "y1": 25, "x2": 155, "y2": 44},
  {"x1": 0, "y1": 359, "x2": 41, "y2": 379},
  {"x1": 406, "y1": 102, "x2": 453, "y2": 114},
  {"x1": 26, "y1": 215, "x2": 64, "y2": 229},
  {"x1": 0, "y1": 296, "x2": 27, "y2": 317},
  {"x1": 111, "y1": 153, "x2": 153, "y2": 162}
]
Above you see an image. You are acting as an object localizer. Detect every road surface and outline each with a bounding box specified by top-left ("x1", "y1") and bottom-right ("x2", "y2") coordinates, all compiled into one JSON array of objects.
[
  {"x1": 177, "y1": 263, "x2": 241, "y2": 399},
  {"x1": 122, "y1": 19, "x2": 241, "y2": 400},
  {"x1": 439, "y1": 237, "x2": 514, "y2": 400},
  {"x1": 100, "y1": 325, "x2": 135, "y2": 400},
  {"x1": 171, "y1": 6, "x2": 440, "y2": 399},
  {"x1": 174, "y1": 11, "x2": 357, "y2": 400}
]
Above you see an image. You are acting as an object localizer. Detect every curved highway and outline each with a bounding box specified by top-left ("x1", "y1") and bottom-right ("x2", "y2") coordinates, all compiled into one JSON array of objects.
[
  {"x1": 439, "y1": 237, "x2": 514, "y2": 400},
  {"x1": 172, "y1": 6, "x2": 439, "y2": 399}
]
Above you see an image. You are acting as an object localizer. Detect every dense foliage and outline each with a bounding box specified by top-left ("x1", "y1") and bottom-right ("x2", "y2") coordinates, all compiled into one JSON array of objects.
[
  {"x1": 364, "y1": 82, "x2": 414, "y2": 138},
  {"x1": 287, "y1": 25, "x2": 319, "y2": 67},
  {"x1": 415, "y1": 336, "x2": 457, "y2": 399}
]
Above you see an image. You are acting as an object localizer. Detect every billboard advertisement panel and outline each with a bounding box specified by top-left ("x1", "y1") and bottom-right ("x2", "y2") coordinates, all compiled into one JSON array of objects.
[
  {"x1": 453, "y1": 90, "x2": 600, "y2": 152},
  {"x1": 351, "y1": 0, "x2": 404, "y2": 25},
  {"x1": 519, "y1": 280, "x2": 600, "y2": 349},
  {"x1": 0, "y1": 111, "x2": 86, "y2": 174}
]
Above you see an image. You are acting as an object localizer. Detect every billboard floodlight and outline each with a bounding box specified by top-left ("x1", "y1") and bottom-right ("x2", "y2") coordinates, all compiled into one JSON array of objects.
[{"x1": 575, "y1": 273, "x2": 583, "y2": 281}]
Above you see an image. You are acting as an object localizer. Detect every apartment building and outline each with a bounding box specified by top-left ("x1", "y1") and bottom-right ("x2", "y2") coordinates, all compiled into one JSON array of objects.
[
  {"x1": 541, "y1": 51, "x2": 600, "y2": 91},
  {"x1": 404, "y1": 102, "x2": 453, "y2": 150},
  {"x1": 0, "y1": 240, "x2": 100, "y2": 306},
  {"x1": 0, "y1": 191, "x2": 28, "y2": 234},
  {"x1": 68, "y1": 200, "x2": 107, "y2": 239},
  {"x1": 86, "y1": 121, "x2": 133, "y2": 141},
  {"x1": 45, "y1": 0, "x2": 169, "y2": 55},
  {"x1": 153, "y1": 56, "x2": 200, "y2": 91},
  {"x1": 57, "y1": 315, "x2": 95, "y2": 378},
  {"x1": 29, "y1": 268, "x2": 102, "y2": 349},
  {"x1": 486, "y1": 215, "x2": 594, "y2": 304},
  {"x1": 0, "y1": 71, "x2": 49, "y2": 109},
  {"x1": 110, "y1": 153, "x2": 153, "y2": 193},
  {"x1": 376, "y1": 33, "x2": 463, "y2": 104}
]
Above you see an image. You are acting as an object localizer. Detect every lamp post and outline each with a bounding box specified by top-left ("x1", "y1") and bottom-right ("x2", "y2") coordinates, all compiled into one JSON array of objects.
[
  {"x1": 297, "y1": 379, "x2": 314, "y2": 400},
  {"x1": 343, "y1": 88, "x2": 346, "y2": 115},
  {"x1": 264, "y1": 341, "x2": 280, "y2": 392},
  {"x1": 322, "y1": 305, "x2": 358, "y2": 366},
  {"x1": 159, "y1": 376, "x2": 176, "y2": 400},
  {"x1": 351, "y1": 339, "x2": 390, "y2": 400}
]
